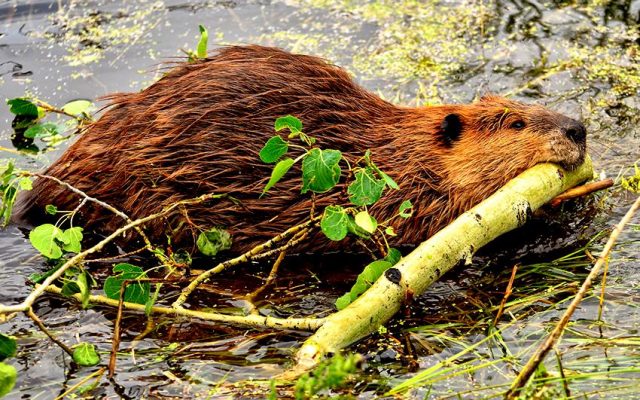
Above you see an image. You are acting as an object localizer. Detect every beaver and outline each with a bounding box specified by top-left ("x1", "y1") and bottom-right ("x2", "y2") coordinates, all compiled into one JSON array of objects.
[{"x1": 15, "y1": 45, "x2": 587, "y2": 254}]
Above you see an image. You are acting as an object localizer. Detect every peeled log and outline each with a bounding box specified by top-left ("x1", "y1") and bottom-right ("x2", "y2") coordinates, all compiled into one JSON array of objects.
[{"x1": 293, "y1": 157, "x2": 594, "y2": 372}]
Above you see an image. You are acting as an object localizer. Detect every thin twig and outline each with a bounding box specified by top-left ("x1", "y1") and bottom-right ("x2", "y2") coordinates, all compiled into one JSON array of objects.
[
  {"x1": 108, "y1": 277, "x2": 168, "y2": 378},
  {"x1": 172, "y1": 218, "x2": 318, "y2": 308},
  {"x1": 555, "y1": 348, "x2": 571, "y2": 398},
  {"x1": 0, "y1": 193, "x2": 225, "y2": 314},
  {"x1": 240, "y1": 226, "x2": 313, "y2": 263},
  {"x1": 27, "y1": 172, "x2": 159, "y2": 259},
  {"x1": 549, "y1": 179, "x2": 614, "y2": 207},
  {"x1": 108, "y1": 279, "x2": 138, "y2": 379},
  {"x1": 493, "y1": 264, "x2": 518, "y2": 326},
  {"x1": 43, "y1": 284, "x2": 324, "y2": 331},
  {"x1": 108, "y1": 278, "x2": 160, "y2": 378},
  {"x1": 35, "y1": 100, "x2": 91, "y2": 123},
  {"x1": 54, "y1": 368, "x2": 105, "y2": 400},
  {"x1": 28, "y1": 173, "x2": 119, "y2": 213},
  {"x1": 505, "y1": 195, "x2": 640, "y2": 399},
  {"x1": 0, "y1": 146, "x2": 24, "y2": 156},
  {"x1": 109, "y1": 278, "x2": 130, "y2": 378},
  {"x1": 26, "y1": 308, "x2": 74, "y2": 356},
  {"x1": 597, "y1": 256, "x2": 610, "y2": 322},
  {"x1": 84, "y1": 246, "x2": 148, "y2": 263},
  {"x1": 245, "y1": 250, "x2": 287, "y2": 314}
]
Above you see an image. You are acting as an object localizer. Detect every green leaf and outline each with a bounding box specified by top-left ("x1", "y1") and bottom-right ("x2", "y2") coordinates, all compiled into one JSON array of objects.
[
  {"x1": 61, "y1": 281, "x2": 81, "y2": 297},
  {"x1": 29, "y1": 265, "x2": 59, "y2": 284},
  {"x1": 350, "y1": 279, "x2": 369, "y2": 297},
  {"x1": 348, "y1": 168, "x2": 386, "y2": 206},
  {"x1": 384, "y1": 226, "x2": 396, "y2": 236},
  {"x1": 77, "y1": 270, "x2": 91, "y2": 309},
  {"x1": 103, "y1": 263, "x2": 150, "y2": 305},
  {"x1": 29, "y1": 224, "x2": 63, "y2": 259},
  {"x1": 45, "y1": 204, "x2": 58, "y2": 215},
  {"x1": 171, "y1": 249, "x2": 192, "y2": 267},
  {"x1": 362, "y1": 260, "x2": 391, "y2": 278},
  {"x1": 336, "y1": 260, "x2": 392, "y2": 310},
  {"x1": 376, "y1": 168, "x2": 399, "y2": 190},
  {"x1": 1, "y1": 162, "x2": 14, "y2": 186},
  {"x1": 385, "y1": 248, "x2": 402, "y2": 265},
  {"x1": 11, "y1": 118, "x2": 36, "y2": 132},
  {"x1": 7, "y1": 98, "x2": 38, "y2": 117},
  {"x1": 72, "y1": 343, "x2": 100, "y2": 367},
  {"x1": 111, "y1": 263, "x2": 143, "y2": 275},
  {"x1": 0, "y1": 334, "x2": 17, "y2": 361},
  {"x1": 0, "y1": 362, "x2": 16, "y2": 397},
  {"x1": 363, "y1": 260, "x2": 391, "y2": 282},
  {"x1": 0, "y1": 186, "x2": 17, "y2": 226},
  {"x1": 274, "y1": 115, "x2": 302, "y2": 134},
  {"x1": 354, "y1": 211, "x2": 377, "y2": 234},
  {"x1": 61, "y1": 99, "x2": 92, "y2": 116},
  {"x1": 365, "y1": 151, "x2": 399, "y2": 190},
  {"x1": 196, "y1": 24, "x2": 208, "y2": 59},
  {"x1": 262, "y1": 158, "x2": 294, "y2": 195},
  {"x1": 0, "y1": 163, "x2": 18, "y2": 226},
  {"x1": 59, "y1": 227, "x2": 83, "y2": 253},
  {"x1": 301, "y1": 148, "x2": 342, "y2": 193},
  {"x1": 335, "y1": 293, "x2": 352, "y2": 310},
  {"x1": 196, "y1": 227, "x2": 232, "y2": 256},
  {"x1": 320, "y1": 205, "x2": 349, "y2": 241},
  {"x1": 18, "y1": 177, "x2": 32, "y2": 190},
  {"x1": 346, "y1": 214, "x2": 370, "y2": 238},
  {"x1": 24, "y1": 122, "x2": 63, "y2": 139},
  {"x1": 399, "y1": 200, "x2": 413, "y2": 218},
  {"x1": 259, "y1": 136, "x2": 289, "y2": 163}
]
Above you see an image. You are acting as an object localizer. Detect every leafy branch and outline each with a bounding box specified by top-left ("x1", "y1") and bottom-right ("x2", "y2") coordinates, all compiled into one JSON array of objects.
[
  {"x1": 6, "y1": 97, "x2": 93, "y2": 144},
  {"x1": 258, "y1": 115, "x2": 414, "y2": 308}
]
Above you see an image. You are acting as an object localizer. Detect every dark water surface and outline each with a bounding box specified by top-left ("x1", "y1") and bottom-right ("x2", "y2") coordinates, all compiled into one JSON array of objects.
[{"x1": 1, "y1": 0, "x2": 639, "y2": 398}]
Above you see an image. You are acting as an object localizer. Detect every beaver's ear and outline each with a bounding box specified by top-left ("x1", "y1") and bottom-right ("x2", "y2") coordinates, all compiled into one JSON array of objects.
[{"x1": 440, "y1": 113, "x2": 463, "y2": 147}]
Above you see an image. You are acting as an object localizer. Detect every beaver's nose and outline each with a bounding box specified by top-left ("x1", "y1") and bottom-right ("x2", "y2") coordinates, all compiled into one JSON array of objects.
[{"x1": 563, "y1": 120, "x2": 587, "y2": 143}]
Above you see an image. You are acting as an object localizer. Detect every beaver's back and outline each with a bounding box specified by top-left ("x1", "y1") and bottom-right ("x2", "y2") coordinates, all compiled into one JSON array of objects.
[{"x1": 15, "y1": 45, "x2": 401, "y2": 252}]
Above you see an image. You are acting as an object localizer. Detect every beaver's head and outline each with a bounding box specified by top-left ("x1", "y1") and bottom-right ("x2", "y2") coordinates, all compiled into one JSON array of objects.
[
  {"x1": 438, "y1": 95, "x2": 587, "y2": 173},
  {"x1": 431, "y1": 95, "x2": 587, "y2": 212}
]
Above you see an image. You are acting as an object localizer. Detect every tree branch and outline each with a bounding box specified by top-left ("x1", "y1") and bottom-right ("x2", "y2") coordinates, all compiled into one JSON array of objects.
[
  {"x1": 0, "y1": 193, "x2": 225, "y2": 315},
  {"x1": 288, "y1": 158, "x2": 594, "y2": 378},
  {"x1": 43, "y1": 284, "x2": 324, "y2": 331},
  {"x1": 172, "y1": 219, "x2": 317, "y2": 309}
]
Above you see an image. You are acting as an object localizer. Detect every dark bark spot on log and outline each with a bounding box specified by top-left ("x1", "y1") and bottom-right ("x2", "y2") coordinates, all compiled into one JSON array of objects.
[
  {"x1": 557, "y1": 169, "x2": 564, "y2": 179},
  {"x1": 385, "y1": 268, "x2": 402, "y2": 285},
  {"x1": 435, "y1": 268, "x2": 441, "y2": 277},
  {"x1": 516, "y1": 202, "x2": 532, "y2": 226},
  {"x1": 474, "y1": 213, "x2": 482, "y2": 222}
]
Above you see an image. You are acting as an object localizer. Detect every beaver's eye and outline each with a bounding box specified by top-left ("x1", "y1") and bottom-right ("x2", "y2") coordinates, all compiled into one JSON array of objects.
[{"x1": 511, "y1": 120, "x2": 526, "y2": 130}]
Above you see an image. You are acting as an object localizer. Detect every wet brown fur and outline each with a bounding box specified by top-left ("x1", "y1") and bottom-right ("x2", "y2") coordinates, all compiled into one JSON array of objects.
[{"x1": 15, "y1": 45, "x2": 587, "y2": 254}]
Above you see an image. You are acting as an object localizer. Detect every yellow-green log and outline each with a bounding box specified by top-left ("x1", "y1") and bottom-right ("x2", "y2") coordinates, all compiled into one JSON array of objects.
[{"x1": 292, "y1": 157, "x2": 594, "y2": 373}]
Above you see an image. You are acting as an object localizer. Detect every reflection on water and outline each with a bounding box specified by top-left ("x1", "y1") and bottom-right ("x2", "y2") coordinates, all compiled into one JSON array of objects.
[{"x1": 0, "y1": 0, "x2": 639, "y2": 398}]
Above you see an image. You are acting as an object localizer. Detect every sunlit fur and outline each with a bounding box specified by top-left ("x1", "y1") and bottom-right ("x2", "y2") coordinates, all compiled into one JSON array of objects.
[{"x1": 15, "y1": 46, "x2": 587, "y2": 253}]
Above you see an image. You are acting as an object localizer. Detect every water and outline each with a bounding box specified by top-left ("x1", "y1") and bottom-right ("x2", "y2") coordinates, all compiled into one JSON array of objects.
[{"x1": 1, "y1": 0, "x2": 639, "y2": 398}]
